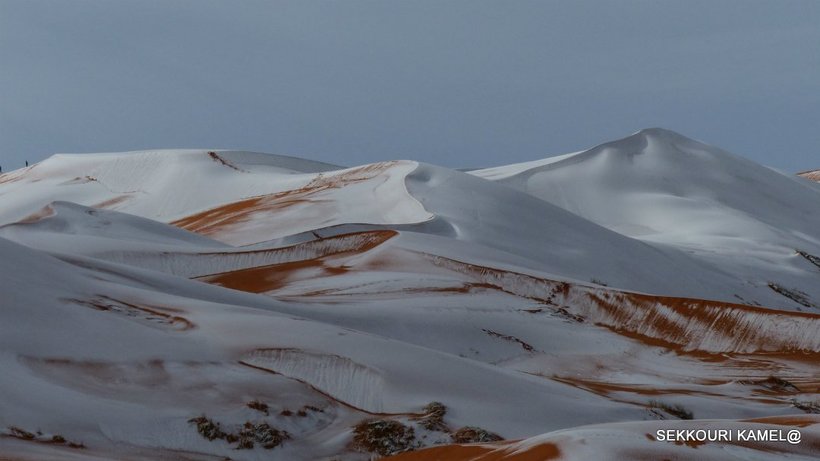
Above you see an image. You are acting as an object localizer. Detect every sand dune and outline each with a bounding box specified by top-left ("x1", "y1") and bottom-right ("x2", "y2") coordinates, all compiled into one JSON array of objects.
[{"x1": 2, "y1": 130, "x2": 818, "y2": 460}]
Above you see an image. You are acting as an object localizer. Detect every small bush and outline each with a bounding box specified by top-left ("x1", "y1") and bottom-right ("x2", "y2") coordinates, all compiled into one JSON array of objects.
[
  {"x1": 648, "y1": 400, "x2": 694, "y2": 420},
  {"x1": 797, "y1": 250, "x2": 820, "y2": 269},
  {"x1": 416, "y1": 402, "x2": 448, "y2": 432},
  {"x1": 792, "y1": 400, "x2": 820, "y2": 414},
  {"x1": 6, "y1": 427, "x2": 83, "y2": 448},
  {"x1": 740, "y1": 376, "x2": 801, "y2": 393},
  {"x1": 768, "y1": 283, "x2": 814, "y2": 308},
  {"x1": 351, "y1": 419, "x2": 416, "y2": 456},
  {"x1": 236, "y1": 424, "x2": 255, "y2": 450},
  {"x1": 760, "y1": 376, "x2": 800, "y2": 392},
  {"x1": 189, "y1": 416, "x2": 289, "y2": 450},
  {"x1": 302, "y1": 405, "x2": 323, "y2": 413},
  {"x1": 8, "y1": 427, "x2": 35, "y2": 440},
  {"x1": 252, "y1": 422, "x2": 290, "y2": 449},
  {"x1": 246, "y1": 400, "x2": 269, "y2": 415},
  {"x1": 188, "y1": 416, "x2": 227, "y2": 441},
  {"x1": 451, "y1": 426, "x2": 503, "y2": 443}
]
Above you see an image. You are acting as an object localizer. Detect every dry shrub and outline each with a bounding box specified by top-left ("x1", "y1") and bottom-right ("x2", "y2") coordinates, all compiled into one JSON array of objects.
[
  {"x1": 451, "y1": 426, "x2": 503, "y2": 443},
  {"x1": 351, "y1": 419, "x2": 416, "y2": 456}
]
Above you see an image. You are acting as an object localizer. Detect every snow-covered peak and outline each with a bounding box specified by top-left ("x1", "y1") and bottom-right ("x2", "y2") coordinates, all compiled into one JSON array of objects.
[
  {"x1": 595, "y1": 126, "x2": 706, "y2": 152},
  {"x1": 471, "y1": 128, "x2": 737, "y2": 183},
  {"x1": 471, "y1": 129, "x2": 820, "y2": 244},
  {"x1": 469, "y1": 129, "x2": 820, "y2": 313},
  {"x1": 545, "y1": 127, "x2": 742, "y2": 171}
]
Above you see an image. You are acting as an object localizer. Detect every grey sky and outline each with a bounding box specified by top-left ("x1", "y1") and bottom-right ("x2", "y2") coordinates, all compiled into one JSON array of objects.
[{"x1": 1, "y1": 0, "x2": 818, "y2": 173}]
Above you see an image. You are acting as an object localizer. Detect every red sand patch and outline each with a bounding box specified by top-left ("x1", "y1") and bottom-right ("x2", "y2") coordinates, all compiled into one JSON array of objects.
[
  {"x1": 198, "y1": 230, "x2": 396, "y2": 293},
  {"x1": 66, "y1": 296, "x2": 195, "y2": 331},
  {"x1": 91, "y1": 194, "x2": 132, "y2": 209},
  {"x1": 421, "y1": 253, "x2": 820, "y2": 357},
  {"x1": 0, "y1": 172, "x2": 25, "y2": 185},
  {"x1": 551, "y1": 376, "x2": 727, "y2": 400},
  {"x1": 14, "y1": 205, "x2": 56, "y2": 224},
  {"x1": 585, "y1": 291, "x2": 820, "y2": 356},
  {"x1": 203, "y1": 241, "x2": 820, "y2": 358},
  {"x1": 384, "y1": 442, "x2": 561, "y2": 461},
  {"x1": 204, "y1": 258, "x2": 334, "y2": 293},
  {"x1": 172, "y1": 162, "x2": 396, "y2": 237},
  {"x1": 798, "y1": 169, "x2": 820, "y2": 182},
  {"x1": 0, "y1": 165, "x2": 35, "y2": 185}
]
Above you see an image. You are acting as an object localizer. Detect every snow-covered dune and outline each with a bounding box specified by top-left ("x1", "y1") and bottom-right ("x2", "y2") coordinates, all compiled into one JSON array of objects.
[
  {"x1": 386, "y1": 415, "x2": 820, "y2": 461},
  {"x1": 472, "y1": 128, "x2": 820, "y2": 311},
  {"x1": 0, "y1": 235, "x2": 640, "y2": 460},
  {"x1": 2, "y1": 131, "x2": 818, "y2": 460},
  {"x1": 0, "y1": 149, "x2": 340, "y2": 226},
  {"x1": 0, "y1": 201, "x2": 227, "y2": 251},
  {"x1": 171, "y1": 160, "x2": 433, "y2": 245},
  {"x1": 471, "y1": 128, "x2": 820, "y2": 245},
  {"x1": 0, "y1": 152, "x2": 433, "y2": 246}
]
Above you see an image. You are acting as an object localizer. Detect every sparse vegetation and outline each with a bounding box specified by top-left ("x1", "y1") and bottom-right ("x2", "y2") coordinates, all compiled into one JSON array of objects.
[
  {"x1": 797, "y1": 250, "x2": 820, "y2": 270},
  {"x1": 351, "y1": 419, "x2": 417, "y2": 456},
  {"x1": 302, "y1": 404, "x2": 324, "y2": 413},
  {"x1": 208, "y1": 151, "x2": 245, "y2": 172},
  {"x1": 250, "y1": 422, "x2": 290, "y2": 449},
  {"x1": 451, "y1": 426, "x2": 503, "y2": 443},
  {"x1": 415, "y1": 402, "x2": 449, "y2": 432},
  {"x1": 768, "y1": 283, "x2": 815, "y2": 308},
  {"x1": 246, "y1": 400, "x2": 269, "y2": 415},
  {"x1": 236, "y1": 422, "x2": 289, "y2": 450},
  {"x1": 739, "y1": 376, "x2": 800, "y2": 393},
  {"x1": 733, "y1": 294, "x2": 762, "y2": 306},
  {"x1": 8, "y1": 427, "x2": 35, "y2": 440},
  {"x1": 482, "y1": 328, "x2": 536, "y2": 352},
  {"x1": 648, "y1": 400, "x2": 694, "y2": 420},
  {"x1": 189, "y1": 416, "x2": 228, "y2": 441},
  {"x1": 236, "y1": 435, "x2": 254, "y2": 450},
  {"x1": 5, "y1": 427, "x2": 84, "y2": 448},
  {"x1": 188, "y1": 415, "x2": 289, "y2": 450},
  {"x1": 554, "y1": 306, "x2": 585, "y2": 323},
  {"x1": 791, "y1": 400, "x2": 820, "y2": 414},
  {"x1": 279, "y1": 405, "x2": 323, "y2": 418}
]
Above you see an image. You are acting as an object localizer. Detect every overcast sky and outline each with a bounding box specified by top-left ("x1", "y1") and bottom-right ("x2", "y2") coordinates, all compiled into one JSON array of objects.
[{"x1": 1, "y1": 0, "x2": 818, "y2": 172}]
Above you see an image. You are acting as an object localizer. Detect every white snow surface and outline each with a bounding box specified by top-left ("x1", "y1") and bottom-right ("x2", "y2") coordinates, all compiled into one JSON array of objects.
[
  {"x1": 1, "y1": 131, "x2": 818, "y2": 460},
  {"x1": 472, "y1": 128, "x2": 820, "y2": 310}
]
